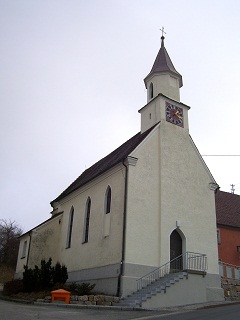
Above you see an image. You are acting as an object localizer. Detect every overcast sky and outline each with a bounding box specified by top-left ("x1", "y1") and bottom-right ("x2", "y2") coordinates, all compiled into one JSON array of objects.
[{"x1": 1, "y1": 0, "x2": 240, "y2": 232}]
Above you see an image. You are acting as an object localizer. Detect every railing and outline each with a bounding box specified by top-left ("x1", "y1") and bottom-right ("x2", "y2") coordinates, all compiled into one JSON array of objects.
[
  {"x1": 136, "y1": 252, "x2": 207, "y2": 306},
  {"x1": 219, "y1": 262, "x2": 240, "y2": 280}
]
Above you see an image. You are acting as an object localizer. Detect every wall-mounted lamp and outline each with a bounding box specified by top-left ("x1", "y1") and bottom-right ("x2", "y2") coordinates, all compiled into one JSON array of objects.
[{"x1": 176, "y1": 220, "x2": 181, "y2": 228}]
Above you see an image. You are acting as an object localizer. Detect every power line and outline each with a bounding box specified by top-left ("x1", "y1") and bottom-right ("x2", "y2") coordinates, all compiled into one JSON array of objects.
[{"x1": 202, "y1": 155, "x2": 240, "y2": 156}]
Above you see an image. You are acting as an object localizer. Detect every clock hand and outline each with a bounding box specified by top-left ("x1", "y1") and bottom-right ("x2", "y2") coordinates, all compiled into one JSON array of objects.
[{"x1": 174, "y1": 110, "x2": 183, "y2": 120}]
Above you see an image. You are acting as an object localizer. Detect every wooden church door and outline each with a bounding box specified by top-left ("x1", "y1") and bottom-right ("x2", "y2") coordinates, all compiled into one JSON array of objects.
[{"x1": 170, "y1": 229, "x2": 182, "y2": 271}]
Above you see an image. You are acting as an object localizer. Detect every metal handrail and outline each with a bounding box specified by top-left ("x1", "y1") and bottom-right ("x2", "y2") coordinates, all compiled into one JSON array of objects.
[{"x1": 136, "y1": 252, "x2": 207, "y2": 306}]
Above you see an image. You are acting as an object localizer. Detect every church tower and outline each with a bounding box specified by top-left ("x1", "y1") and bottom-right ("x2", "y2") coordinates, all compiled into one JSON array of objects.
[
  {"x1": 139, "y1": 35, "x2": 189, "y2": 134},
  {"x1": 122, "y1": 34, "x2": 222, "y2": 304},
  {"x1": 144, "y1": 35, "x2": 182, "y2": 103}
]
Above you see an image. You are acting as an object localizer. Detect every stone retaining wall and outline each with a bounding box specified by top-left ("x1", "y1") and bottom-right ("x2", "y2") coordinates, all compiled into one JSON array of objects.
[
  {"x1": 42, "y1": 295, "x2": 120, "y2": 306},
  {"x1": 221, "y1": 278, "x2": 240, "y2": 300}
]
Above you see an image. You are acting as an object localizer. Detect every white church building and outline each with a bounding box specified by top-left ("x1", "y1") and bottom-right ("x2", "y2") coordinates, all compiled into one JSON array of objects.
[{"x1": 16, "y1": 35, "x2": 224, "y2": 307}]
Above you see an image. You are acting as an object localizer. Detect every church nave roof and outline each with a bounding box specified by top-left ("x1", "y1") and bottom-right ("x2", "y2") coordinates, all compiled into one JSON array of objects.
[{"x1": 51, "y1": 125, "x2": 156, "y2": 204}]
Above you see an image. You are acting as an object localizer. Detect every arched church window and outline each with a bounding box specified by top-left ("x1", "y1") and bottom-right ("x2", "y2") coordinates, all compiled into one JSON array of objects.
[
  {"x1": 149, "y1": 82, "x2": 153, "y2": 99},
  {"x1": 21, "y1": 240, "x2": 28, "y2": 258},
  {"x1": 66, "y1": 206, "x2": 74, "y2": 248},
  {"x1": 83, "y1": 197, "x2": 91, "y2": 243},
  {"x1": 105, "y1": 186, "x2": 112, "y2": 214}
]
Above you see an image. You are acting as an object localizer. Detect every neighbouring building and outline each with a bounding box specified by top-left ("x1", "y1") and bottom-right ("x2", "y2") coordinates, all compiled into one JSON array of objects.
[
  {"x1": 15, "y1": 35, "x2": 224, "y2": 307},
  {"x1": 216, "y1": 190, "x2": 240, "y2": 279}
]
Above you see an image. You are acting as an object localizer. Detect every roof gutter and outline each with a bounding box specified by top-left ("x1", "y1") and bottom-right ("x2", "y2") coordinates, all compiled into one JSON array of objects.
[
  {"x1": 117, "y1": 156, "x2": 138, "y2": 297},
  {"x1": 117, "y1": 158, "x2": 128, "y2": 297}
]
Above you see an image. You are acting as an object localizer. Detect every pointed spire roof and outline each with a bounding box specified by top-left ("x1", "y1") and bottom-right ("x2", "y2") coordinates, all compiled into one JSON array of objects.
[{"x1": 144, "y1": 36, "x2": 183, "y2": 88}]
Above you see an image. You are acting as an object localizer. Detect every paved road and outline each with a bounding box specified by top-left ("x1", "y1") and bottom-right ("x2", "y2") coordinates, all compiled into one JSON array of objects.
[
  {"x1": 158, "y1": 304, "x2": 240, "y2": 320},
  {"x1": 0, "y1": 299, "x2": 240, "y2": 320},
  {"x1": 0, "y1": 300, "x2": 163, "y2": 320}
]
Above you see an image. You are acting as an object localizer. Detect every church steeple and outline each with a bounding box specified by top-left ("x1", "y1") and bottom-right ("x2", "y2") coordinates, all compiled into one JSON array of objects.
[{"x1": 144, "y1": 36, "x2": 183, "y2": 102}]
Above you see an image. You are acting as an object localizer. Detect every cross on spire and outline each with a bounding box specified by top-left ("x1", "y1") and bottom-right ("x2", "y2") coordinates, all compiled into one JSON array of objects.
[{"x1": 160, "y1": 27, "x2": 166, "y2": 38}]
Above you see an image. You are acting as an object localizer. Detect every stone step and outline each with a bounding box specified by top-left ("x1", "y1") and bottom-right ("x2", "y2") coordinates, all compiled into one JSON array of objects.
[{"x1": 117, "y1": 271, "x2": 188, "y2": 307}]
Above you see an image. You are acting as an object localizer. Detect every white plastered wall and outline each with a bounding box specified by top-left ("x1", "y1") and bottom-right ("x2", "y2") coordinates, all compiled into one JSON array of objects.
[
  {"x1": 28, "y1": 215, "x2": 63, "y2": 268},
  {"x1": 124, "y1": 127, "x2": 161, "y2": 267},
  {"x1": 124, "y1": 95, "x2": 219, "y2": 276},
  {"x1": 139, "y1": 95, "x2": 189, "y2": 134},
  {"x1": 15, "y1": 214, "x2": 63, "y2": 277},
  {"x1": 159, "y1": 119, "x2": 219, "y2": 274},
  {"x1": 146, "y1": 73, "x2": 180, "y2": 103},
  {"x1": 54, "y1": 164, "x2": 125, "y2": 273}
]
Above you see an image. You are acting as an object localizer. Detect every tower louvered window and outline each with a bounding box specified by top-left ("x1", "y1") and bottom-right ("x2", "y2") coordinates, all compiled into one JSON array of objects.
[{"x1": 149, "y1": 82, "x2": 153, "y2": 99}]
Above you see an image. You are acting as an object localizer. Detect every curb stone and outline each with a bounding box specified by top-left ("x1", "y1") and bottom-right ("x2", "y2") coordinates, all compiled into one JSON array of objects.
[{"x1": 1, "y1": 295, "x2": 240, "y2": 313}]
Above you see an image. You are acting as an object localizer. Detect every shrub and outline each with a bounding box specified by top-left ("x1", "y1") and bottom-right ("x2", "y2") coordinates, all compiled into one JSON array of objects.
[
  {"x1": 22, "y1": 258, "x2": 68, "y2": 292},
  {"x1": 52, "y1": 262, "x2": 68, "y2": 285},
  {"x1": 65, "y1": 282, "x2": 95, "y2": 295},
  {"x1": 3, "y1": 279, "x2": 24, "y2": 296},
  {"x1": 23, "y1": 265, "x2": 35, "y2": 292},
  {"x1": 39, "y1": 258, "x2": 53, "y2": 290}
]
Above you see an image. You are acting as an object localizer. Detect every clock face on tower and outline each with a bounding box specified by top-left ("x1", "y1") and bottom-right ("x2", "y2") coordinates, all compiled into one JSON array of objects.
[{"x1": 165, "y1": 102, "x2": 184, "y2": 127}]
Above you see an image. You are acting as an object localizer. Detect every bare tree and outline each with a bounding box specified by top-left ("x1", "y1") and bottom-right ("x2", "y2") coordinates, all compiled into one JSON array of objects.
[{"x1": 0, "y1": 219, "x2": 23, "y2": 269}]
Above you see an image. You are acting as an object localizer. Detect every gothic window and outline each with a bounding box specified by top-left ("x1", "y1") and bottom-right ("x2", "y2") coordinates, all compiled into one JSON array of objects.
[
  {"x1": 149, "y1": 82, "x2": 153, "y2": 99},
  {"x1": 66, "y1": 206, "x2": 74, "y2": 248},
  {"x1": 105, "y1": 186, "x2": 112, "y2": 214},
  {"x1": 21, "y1": 240, "x2": 27, "y2": 258},
  {"x1": 103, "y1": 186, "x2": 112, "y2": 237},
  {"x1": 83, "y1": 197, "x2": 91, "y2": 243}
]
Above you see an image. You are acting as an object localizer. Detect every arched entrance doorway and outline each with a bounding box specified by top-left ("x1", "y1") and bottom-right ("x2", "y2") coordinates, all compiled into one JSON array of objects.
[{"x1": 170, "y1": 229, "x2": 182, "y2": 271}]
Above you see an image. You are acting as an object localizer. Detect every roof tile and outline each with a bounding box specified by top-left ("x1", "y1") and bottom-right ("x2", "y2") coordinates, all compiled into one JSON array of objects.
[
  {"x1": 51, "y1": 125, "x2": 156, "y2": 204},
  {"x1": 215, "y1": 190, "x2": 240, "y2": 228}
]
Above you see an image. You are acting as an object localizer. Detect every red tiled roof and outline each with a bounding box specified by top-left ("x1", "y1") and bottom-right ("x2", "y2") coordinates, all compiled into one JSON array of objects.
[
  {"x1": 215, "y1": 190, "x2": 240, "y2": 228},
  {"x1": 51, "y1": 125, "x2": 157, "y2": 204}
]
